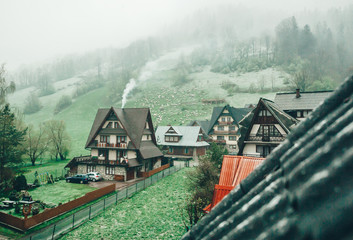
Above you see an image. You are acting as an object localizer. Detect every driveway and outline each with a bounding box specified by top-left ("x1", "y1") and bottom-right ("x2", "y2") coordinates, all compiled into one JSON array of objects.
[{"x1": 88, "y1": 177, "x2": 146, "y2": 190}]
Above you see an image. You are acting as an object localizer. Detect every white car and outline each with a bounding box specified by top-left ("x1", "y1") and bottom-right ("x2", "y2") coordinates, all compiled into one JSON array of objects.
[{"x1": 87, "y1": 172, "x2": 103, "y2": 182}]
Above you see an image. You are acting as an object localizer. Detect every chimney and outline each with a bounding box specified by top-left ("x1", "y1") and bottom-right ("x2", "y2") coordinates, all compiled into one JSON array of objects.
[{"x1": 296, "y1": 89, "x2": 301, "y2": 98}]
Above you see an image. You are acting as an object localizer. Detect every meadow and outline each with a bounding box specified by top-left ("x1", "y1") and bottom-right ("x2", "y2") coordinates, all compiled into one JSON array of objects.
[{"x1": 61, "y1": 168, "x2": 190, "y2": 240}]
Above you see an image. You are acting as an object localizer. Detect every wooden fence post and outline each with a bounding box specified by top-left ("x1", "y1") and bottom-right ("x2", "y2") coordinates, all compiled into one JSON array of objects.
[
  {"x1": 72, "y1": 214, "x2": 75, "y2": 228},
  {"x1": 89, "y1": 206, "x2": 92, "y2": 219},
  {"x1": 116, "y1": 191, "x2": 118, "y2": 205},
  {"x1": 103, "y1": 198, "x2": 106, "y2": 211},
  {"x1": 126, "y1": 187, "x2": 128, "y2": 198}
]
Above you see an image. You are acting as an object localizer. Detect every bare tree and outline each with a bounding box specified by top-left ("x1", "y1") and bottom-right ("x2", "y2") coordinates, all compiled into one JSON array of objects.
[
  {"x1": 44, "y1": 120, "x2": 70, "y2": 161},
  {"x1": 0, "y1": 64, "x2": 16, "y2": 106},
  {"x1": 24, "y1": 124, "x2": 48, "y2": 166}
]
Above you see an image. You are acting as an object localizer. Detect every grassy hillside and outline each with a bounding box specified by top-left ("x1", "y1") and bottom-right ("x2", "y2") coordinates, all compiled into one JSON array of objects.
[{"x1": 8, "y1": 48, "x2": 289, "y2": 162}]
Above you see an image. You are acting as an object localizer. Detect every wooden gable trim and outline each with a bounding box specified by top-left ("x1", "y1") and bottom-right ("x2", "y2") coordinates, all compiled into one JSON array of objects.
[
  {"x1": 87, "y1": 107, "x2": 115, "y2": 148},
  {"x1": 111, "y1": 108, "x2": 137, "y2": 149}
]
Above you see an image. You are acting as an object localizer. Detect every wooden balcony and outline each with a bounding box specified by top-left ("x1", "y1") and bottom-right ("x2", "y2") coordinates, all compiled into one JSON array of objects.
[
  {"x1": 213, "y1": 130, "x2": 237, "y2": 135},
  {"x1": 75, "y1": 156, "x2": 128, "y2": 166},
  {"x1": 95, "y1": 142, "x2": 127, "y2": 149},
  {"x1": 218, "y1": 121, "x2": 234, "y2": 125}
]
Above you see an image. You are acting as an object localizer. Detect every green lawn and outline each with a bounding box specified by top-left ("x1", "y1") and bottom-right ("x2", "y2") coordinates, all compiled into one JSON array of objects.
[
  {"x1": 61, "y1": 168, "x2": 190, "y2": 240},
  {"x1": 22, "y1": 161, "x2": 69, "y2": 183},
  {"x1": 29, "y1": 180, "x2": 96, "y2": 205}
]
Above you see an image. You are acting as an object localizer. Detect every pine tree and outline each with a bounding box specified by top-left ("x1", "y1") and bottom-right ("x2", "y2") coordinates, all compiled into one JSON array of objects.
[{"x1": 0, "y1": 104, "x2": 26, "y2": 182}]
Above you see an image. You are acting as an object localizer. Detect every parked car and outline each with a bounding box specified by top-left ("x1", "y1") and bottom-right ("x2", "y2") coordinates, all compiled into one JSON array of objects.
[
  {"x1": 66, "y1": 174, "x2": 89, "y2": 184},
  {"x1": 87, "y1": 172, "x2": 103, "y2": 182}
]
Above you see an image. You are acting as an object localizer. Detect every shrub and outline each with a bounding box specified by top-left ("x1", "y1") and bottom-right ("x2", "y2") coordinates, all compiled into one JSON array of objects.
[
  {"x1": 33, "y1": 178, "x2": 40, "y2": 187},
  {"x1": 13, "y1": 175, "x2": 27, "y2": 191},
  {"x1": 9, "y1": 191, "x2": 20, "y2": 201},
  {"x1": 54, "y1": 95, "x2": 72, "y2": 114},
  {"x1": 23, "y1": 93, "x2": 42, "y2": 114}
]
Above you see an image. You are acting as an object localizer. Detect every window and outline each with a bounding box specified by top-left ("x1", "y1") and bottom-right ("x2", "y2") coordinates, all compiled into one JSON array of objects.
[
  {"x1": 218, "y1": 126, "x2": 224, "y2": 131},
  {"x1": 256, "y1": 125, "x2": 282, "y2": 137},
  {"x1": 146, "y1": 134, "x2": 150, "y2": 140},
  {"x1": 198, "y1": 135, "x2": 202, "y2": 141},
  {"x1": 165, "y1": 136, "x2": 179, "y2": 142},
  {"x1": 98, "y1": 149, "x2": 108, "y2": 159},
  {"x1": 169, "y1": 147, "x2": 173, "y2": 153},
  {"x1": 100, "y1": 135, "x2": 110, "y2": 143},
  {"x1": 87, "y1": 165, "x2": 96, "y2": 172},
  {"x1": 184, "y1": 148, "x2": 189, "y2": 154},
  {"x1": 229, "y1": 126, "x2": 235, "y2": 131},
  {"x1": 256, "y1": 145, "x2": 277, "y2": 157},
  {"x1": 259, "y1": 110, "x2": 271, "y2": 117},
  {"x1": 105, "y1": 166, "x2": 115, "y2": 175},
  {"x1": 117, "y1": 150, "x2": 126, "y2": 160},
  {"x1": 227, "y1": 117, "x2": 231, "y2": 122},
  {"x1": 114, "y1": 122, "x2": 119, "y2": 128},
  {"x1": 221, "y1": 117, "x2": 226, "y2": 122},
  {"x1": 117, "y1": 136, "x2": 126, "y2": 143},
  {"x1": 106, "y1": 122, "x2": 112, "y2": 128},
  {"x1": 217, "y1": 136, "x2": 224, "y2": 140},
  {"x1": 229, "y1": 136, "x2": 237, "y2": 141}
]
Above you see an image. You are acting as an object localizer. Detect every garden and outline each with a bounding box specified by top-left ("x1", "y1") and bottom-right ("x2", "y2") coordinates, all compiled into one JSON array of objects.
[{"x1": 0, "y1": 172, "x2": 96, "y2": 219}]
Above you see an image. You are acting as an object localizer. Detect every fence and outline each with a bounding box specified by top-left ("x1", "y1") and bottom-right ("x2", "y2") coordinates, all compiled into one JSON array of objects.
[
  {"x1": 23, "y1": 164, "x2": 182, "y2": 240},
  {"x1": 26, "y1": 169, "x2": 69, "y2": 184},
  {"x1": 0, "y1": 184, "x2": 116, "y2": 231}
]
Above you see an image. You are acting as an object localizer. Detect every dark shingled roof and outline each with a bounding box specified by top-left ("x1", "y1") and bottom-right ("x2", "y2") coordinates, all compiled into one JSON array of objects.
[
  {"x1": 181, "y1": 75, "x2": 353, "y2": 240},
  {"x1": 139, "y1": 141, "x2": 163, "y2": 159},
  {"x1": 237, "y1": 98, "x2": 298, "y2": 155},
  {"x1": 85, "y1": 107, "x2": 152, "y2": 149},
  {"x1": 188, "y1": 120, "x2": 210, "y2": 135},
  {"x1": 208, "y1": 105, "x2": 252, "y2": 134},
  {"x1": 274, "y1": 90, "x2": 333, "y2": 111}
]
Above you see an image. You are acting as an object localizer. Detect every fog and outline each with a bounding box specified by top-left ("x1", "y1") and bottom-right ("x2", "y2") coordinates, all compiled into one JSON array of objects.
[{"x1": 0, "y1": 0, "x2": 351, "y2": 70}]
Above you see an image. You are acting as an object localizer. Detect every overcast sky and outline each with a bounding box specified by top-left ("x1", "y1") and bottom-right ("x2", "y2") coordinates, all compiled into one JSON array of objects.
[{"x1": 0, "y1": 0, "x2": 351, "y2": 70}]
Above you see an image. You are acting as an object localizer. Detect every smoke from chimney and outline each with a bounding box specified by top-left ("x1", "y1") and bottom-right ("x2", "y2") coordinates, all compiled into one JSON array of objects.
[{"x1": 121, "y1": 78, "x2": 136, "y2": 108}]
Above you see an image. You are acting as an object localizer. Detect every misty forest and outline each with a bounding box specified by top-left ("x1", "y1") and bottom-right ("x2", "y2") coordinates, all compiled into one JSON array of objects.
[{"x1": 0, "y1": 1, "x2": 352, "y2": 239}]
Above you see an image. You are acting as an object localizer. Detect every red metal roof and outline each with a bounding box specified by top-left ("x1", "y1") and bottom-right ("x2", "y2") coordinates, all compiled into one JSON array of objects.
[{"x1": 204, "y1": 155, "x2": 265, "y2": 213}]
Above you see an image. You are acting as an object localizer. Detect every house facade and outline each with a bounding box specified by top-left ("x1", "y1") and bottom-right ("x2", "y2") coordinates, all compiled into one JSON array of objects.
[
  {"x1": 207, "y1": 105, "x2": 252, "y2": 153},
  {"x1": 274, "y1": 89, "x2": 332, "y2": 121},
  {"x1": 155, "y1": 126, "x2": 209, "y2": 160},
  {"x1": 65, "y1": 107, "x2": 163, "y2": 181},
  {"x1": 238, "y1": 98, "x2": 298, "y2": 158}
]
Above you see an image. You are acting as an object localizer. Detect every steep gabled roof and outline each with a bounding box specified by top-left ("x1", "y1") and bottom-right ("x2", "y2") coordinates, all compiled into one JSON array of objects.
[
  {"x1": 181, "y1": 76, "x2": 353, "y2": 240},
  {"x1": 262, "y1": 99, "x2": 299, "y2": 133},
  {"x1": 237, "y1": 98, "x2": 298, "y2": 155},
  {"x1": 208, "y1": 105, "x2": 252, "y2": 134},
  {"x1": 188, "y1": 120, "x2": 210, "y2": 135},
  {"x1": 85, "y1": 107, "x2": 151, "y2": 149},
  {"x1": 155, "y1": 126, "x2": 209, "y2": 147},
  {"x1": 274, "y1": 90, "x2": 333, "y2": 111}
]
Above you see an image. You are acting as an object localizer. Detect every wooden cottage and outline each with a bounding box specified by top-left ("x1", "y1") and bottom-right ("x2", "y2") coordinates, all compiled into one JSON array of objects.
[
  {"x1": 155, "y1": 126, "x2": 209, "y2": 161},
  {"x1": 238, "y1": 98, "x2": 298, "y2": 158},
  {"x1": 65, "y1": 107, "x2": 163, "y2": 181}
]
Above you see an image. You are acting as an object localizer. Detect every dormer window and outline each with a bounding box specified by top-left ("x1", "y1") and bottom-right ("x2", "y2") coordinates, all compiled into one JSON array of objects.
[
  {"x1": 165, "y1": 136, "x2": 179, "y2": 142},
  {"x1": 197, "y1": 135, "x2": 202, "y2": 141}
]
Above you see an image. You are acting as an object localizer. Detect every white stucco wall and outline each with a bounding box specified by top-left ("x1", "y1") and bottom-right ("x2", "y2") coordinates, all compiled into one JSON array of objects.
[
  {"x1": 127, "y1": 150, "x2": 137, "y2": 159},
  {"x1": 243, "y1": 144, "x2": 258, "y2": 156},
  {"x1": 91, "y1": 149, "x2": 98, "y2": 156},
  {"x1": 275, "y1": 124, "x2": 287, "y2": 135},
  {"x1": 250, "y1": 124, "x2": 260, "y2": 135}
]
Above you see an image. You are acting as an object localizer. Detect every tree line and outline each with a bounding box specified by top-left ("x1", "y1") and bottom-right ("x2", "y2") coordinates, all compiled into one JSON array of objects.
[{"x1": 0, "y1": 64, "x2": 70, "y2": 190}]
